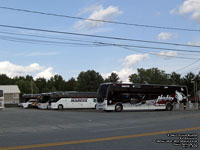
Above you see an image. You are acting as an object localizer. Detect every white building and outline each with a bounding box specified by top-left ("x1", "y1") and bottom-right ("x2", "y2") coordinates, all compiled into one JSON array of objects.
[{"x1": 0, "y1": 85, "x2": 20, "y2": 104}]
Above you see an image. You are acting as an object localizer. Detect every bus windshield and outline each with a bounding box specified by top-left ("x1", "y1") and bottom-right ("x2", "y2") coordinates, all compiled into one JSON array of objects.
[
  {"x1": 97, "y1": 84, "x2": 109, "y2": 103},
  {"x1": 39, "y1": 93, "x2": 52, "y2": 103}
]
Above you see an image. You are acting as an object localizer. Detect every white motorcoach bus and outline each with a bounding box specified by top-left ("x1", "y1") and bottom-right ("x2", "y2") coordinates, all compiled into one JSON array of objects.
[
  {"x1": 0, "y1": 90, "x2": 4, "y2": 109},
  {"x1": 50, "y1": 91, "x2": 97, "y2": 110},
  {"x1": 96, "y1": 83, "x2": 188, "y2": 112},
  {"x1": 38, "y1": 93, "x2": 52, "y2": 109}
]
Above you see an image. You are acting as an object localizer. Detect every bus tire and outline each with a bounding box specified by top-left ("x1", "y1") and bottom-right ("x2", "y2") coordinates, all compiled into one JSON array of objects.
[
  {"x1": 166, "y1": 103, "x2": 173, "y2": 111},
  {"x1": 115, "y1": 104, "x2": 123, "y2": 112},
  {"x1": 58, "y1": 104, "x2": 63, "y2": 110}
]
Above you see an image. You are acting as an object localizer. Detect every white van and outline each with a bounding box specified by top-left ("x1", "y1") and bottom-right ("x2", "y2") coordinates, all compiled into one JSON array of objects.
[{"x1": 0, "y1": 90, "x2": 4, "y2": 109}]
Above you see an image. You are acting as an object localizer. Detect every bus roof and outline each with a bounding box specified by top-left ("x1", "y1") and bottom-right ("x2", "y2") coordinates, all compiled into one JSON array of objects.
[
  {"x1": 22, "y1": 94, "x2": 41, "y2": 98},
  {"x1": 100, "y1": 82, "x2": 187, "y2": 88},
  {"x1": 52, "y1": 91, "x2": 97, "y2": 98}
]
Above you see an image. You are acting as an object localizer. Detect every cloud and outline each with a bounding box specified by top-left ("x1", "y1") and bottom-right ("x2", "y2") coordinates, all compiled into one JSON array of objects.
[
  {"x1": 102, "y1": 54, "x2": 149, "y2": 82},
  {"x1": 157, "y1": 51, "x2": 177, "y2": 57},
  {"x1": 170, "y1": 0, "x2": 200, "y2": 23},
  {"x1": 188, "y1": 41, "x2": 200, "y2": 46},
  {"x1": 34, "y1": 67, "x2": 54, "y2": 80},
  {"x1": 74, "y1": 5, "x2": 123, "y2": 30},
  {"x1": 124, "y1": 54, "x2": 149, "y2": 68},
  {"x1": 77, "y1": 4, "x2": 103, "y2": 16},
  {"x1": 0, "y1": 61, "x2": 54, "y2": 79},
  {"x1": 157, "y1": 32, "x2": 173, "y2": 40}
]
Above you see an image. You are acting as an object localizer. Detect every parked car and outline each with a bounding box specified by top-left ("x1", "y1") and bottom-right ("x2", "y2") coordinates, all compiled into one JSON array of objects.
[{"x1": 21, "y1": 99, "x2": 38, "y2": 108}]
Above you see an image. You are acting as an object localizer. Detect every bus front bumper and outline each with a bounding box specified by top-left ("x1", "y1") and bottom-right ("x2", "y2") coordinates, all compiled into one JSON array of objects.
[
  {"x1": 96, "y1": 101, "x2": 114, "y2": 111},
  {"x1": 96, "y1": 103, "x2": 106, "y2": 110}
]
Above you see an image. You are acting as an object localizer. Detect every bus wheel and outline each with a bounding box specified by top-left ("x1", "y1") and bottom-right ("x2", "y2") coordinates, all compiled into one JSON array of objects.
[
  {"x1": 58, "y1": 105, "x2": 63, "y2": 110},
  {"x1": 166, "y1": 103, "x2": 173, "y2": 111},
  {"x1": 115, "y1": 104, "x2": 123, "y2": 112}
]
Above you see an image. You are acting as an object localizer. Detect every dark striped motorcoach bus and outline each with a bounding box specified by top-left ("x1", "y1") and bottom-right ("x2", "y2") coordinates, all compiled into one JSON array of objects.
[{"x1": 96, "y1": 83, "x2": 188, "y2": 112}]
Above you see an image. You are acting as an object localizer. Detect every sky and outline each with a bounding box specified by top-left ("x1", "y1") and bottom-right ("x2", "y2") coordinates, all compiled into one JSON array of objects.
[{"x1": 0, "y1": 0, "x2": 200, "y2": 82}]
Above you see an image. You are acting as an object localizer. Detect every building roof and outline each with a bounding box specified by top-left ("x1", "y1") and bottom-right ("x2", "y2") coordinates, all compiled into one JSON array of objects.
[{"x1": 0, "y1": 85, "x2": 20, "y2": 94}]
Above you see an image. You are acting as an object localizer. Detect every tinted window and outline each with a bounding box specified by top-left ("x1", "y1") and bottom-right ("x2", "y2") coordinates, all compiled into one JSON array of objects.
[
  {"x1": 97, "y1": 84, "x2": 109, "y2": 103},
  {"x1": 0, "y1": 90, "x2": 3, "y2": 97}
]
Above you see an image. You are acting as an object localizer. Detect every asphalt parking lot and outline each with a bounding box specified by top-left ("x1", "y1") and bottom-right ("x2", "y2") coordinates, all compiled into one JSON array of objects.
[{"x1": 0, "y1": 108, "x2": 200, "y2": 150}]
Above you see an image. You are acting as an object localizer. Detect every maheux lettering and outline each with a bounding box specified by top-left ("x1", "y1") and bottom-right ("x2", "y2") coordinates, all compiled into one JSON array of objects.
[{"x1": 71, "y1": 98, "x2": 87, "y2": 102}]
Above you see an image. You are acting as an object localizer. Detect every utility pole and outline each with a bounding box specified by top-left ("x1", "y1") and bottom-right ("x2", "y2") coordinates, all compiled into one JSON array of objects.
[
  {"x1": 191, "y1": 80, "x2": 195, "y2": 98},
  {"x1": 31, "y1": 80, "x2": 33, "y2": 94}
]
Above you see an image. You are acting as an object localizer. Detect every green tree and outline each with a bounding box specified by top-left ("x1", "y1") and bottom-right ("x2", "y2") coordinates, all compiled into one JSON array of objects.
[
  {"x1": 65, "y1": 77, "x2": 77, "y2": 91},
  {"x1": 105, "y1": 72, "x2": 120, "y2": 83},
  {"x1": 128, "y1": 73, "x2": 140, "y2": 83},
  {"x1": 15, "y1": 79, "x2": 39, "y2": 94},
  {"x1": 129, "y1": 68, "x2": 170, "y2": 84},
  {"x1": 76, "y1": 70, "x2": 104, "y2": 91},
  {"x1": 25, "y1": 75, "x2": 34, "y2": 81},
  {"x1": 47, "y1": 74, "x2": 67, "y2": 91},
  {"x1": 169, "y1": 72, "x2": 182, "y2": 85},
  {"x1": 0, "y1": 74, "x2": 14, "y2": 85},
  {"x1": 35, "y1": 78, "x2": 48, "y2": 93}
]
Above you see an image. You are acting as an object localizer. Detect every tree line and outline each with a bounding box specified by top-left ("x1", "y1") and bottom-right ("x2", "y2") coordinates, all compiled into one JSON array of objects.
[{"x1": 0, "y1": 68, "x2": 199, "y2": 97}]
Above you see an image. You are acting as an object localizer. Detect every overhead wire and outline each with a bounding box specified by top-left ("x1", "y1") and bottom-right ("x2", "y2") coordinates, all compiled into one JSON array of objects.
[
  {"x1": 95, "y1": 42, "x2": 200, "y2": 53},
  {"x1": 115, "y1": 45, "x2": 200, "y2": 60},
  {"x1": 0, "y1": 35, "x2": 101, "y2": 47},
  {"x1": 180, "y1": 65, "x2": 200, "y2": 74},
  {"x1": 174, "y1": 59, "x2": 200, "y2": 72},
  {"x1": 0, "y1": 24, "x2": 200, "y2": 51},
  {"x1": 1, "y1": 4, "x2": 200, "y2": 73},
  {"x1": 0, "y1": 31, "x2": 95, "y2": 44},
  {"x1": 1, "y1": 4, "x2": 200, "y2": 75},
  {"x1": 1, "y1": 32, "x2": 200, "y2": 54},
  {"x1": 1, "y1": 28, "x2": 200, "y2": 49},
  {"x1": 1, "y1": 30, "x2": 199, "y2": 59},
  {"x1": 0, "y1": 6, "x2": 199, "y2": 32}
]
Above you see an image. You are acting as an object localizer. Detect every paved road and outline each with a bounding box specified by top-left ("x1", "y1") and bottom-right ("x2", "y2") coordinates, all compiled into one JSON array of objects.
[{"x1": 0, "y1": 108, "x2": 199, "y2": 150}]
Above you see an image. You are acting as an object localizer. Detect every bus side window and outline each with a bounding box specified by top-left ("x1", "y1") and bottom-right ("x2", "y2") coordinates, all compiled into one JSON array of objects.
[{"x1": 107, "y1": 91, "x2": 113, "y2": 100}]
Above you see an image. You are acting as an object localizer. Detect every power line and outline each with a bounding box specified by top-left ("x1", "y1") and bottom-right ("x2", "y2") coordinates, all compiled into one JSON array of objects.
[
  {"x1": 0, "y1": 31, "x2": 96, "y2": 44},
  {"x1": 1, "y1": 31, "x2": 200, "y2": 57},
  {"x1": 1, "y1": 32, "x2": 200, "y2": 53},
  {"x1": 0, "y1": 35, "x2": 99, "y2": 47},
  {"x1": 2, "y1": 29, "x2": 200, "y2": 49},
  {"x1": 116, "y1": 46, "x2": 199, "y2": 59},
  {"x1": 181, "y1": 66, "x2": 200, "y2": 74},
  {"x1": 175, "y1": 59, "x2": 200, "y2": 72},
  {"x1": 0, "y1": 6, "x2": 200, "y2": 32},
  {"x1": 0, "y1": 24, "x2": 200, "y2": 50},
  {"x1": 0, "y1": 30, "x2": 199, "y2": 59},
  {"x1": 95, "y1": 42, "x2": 200, "y2": 53},
  {"x1": 0, "y1": 25, "x2": 200, "y2": 54}
]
